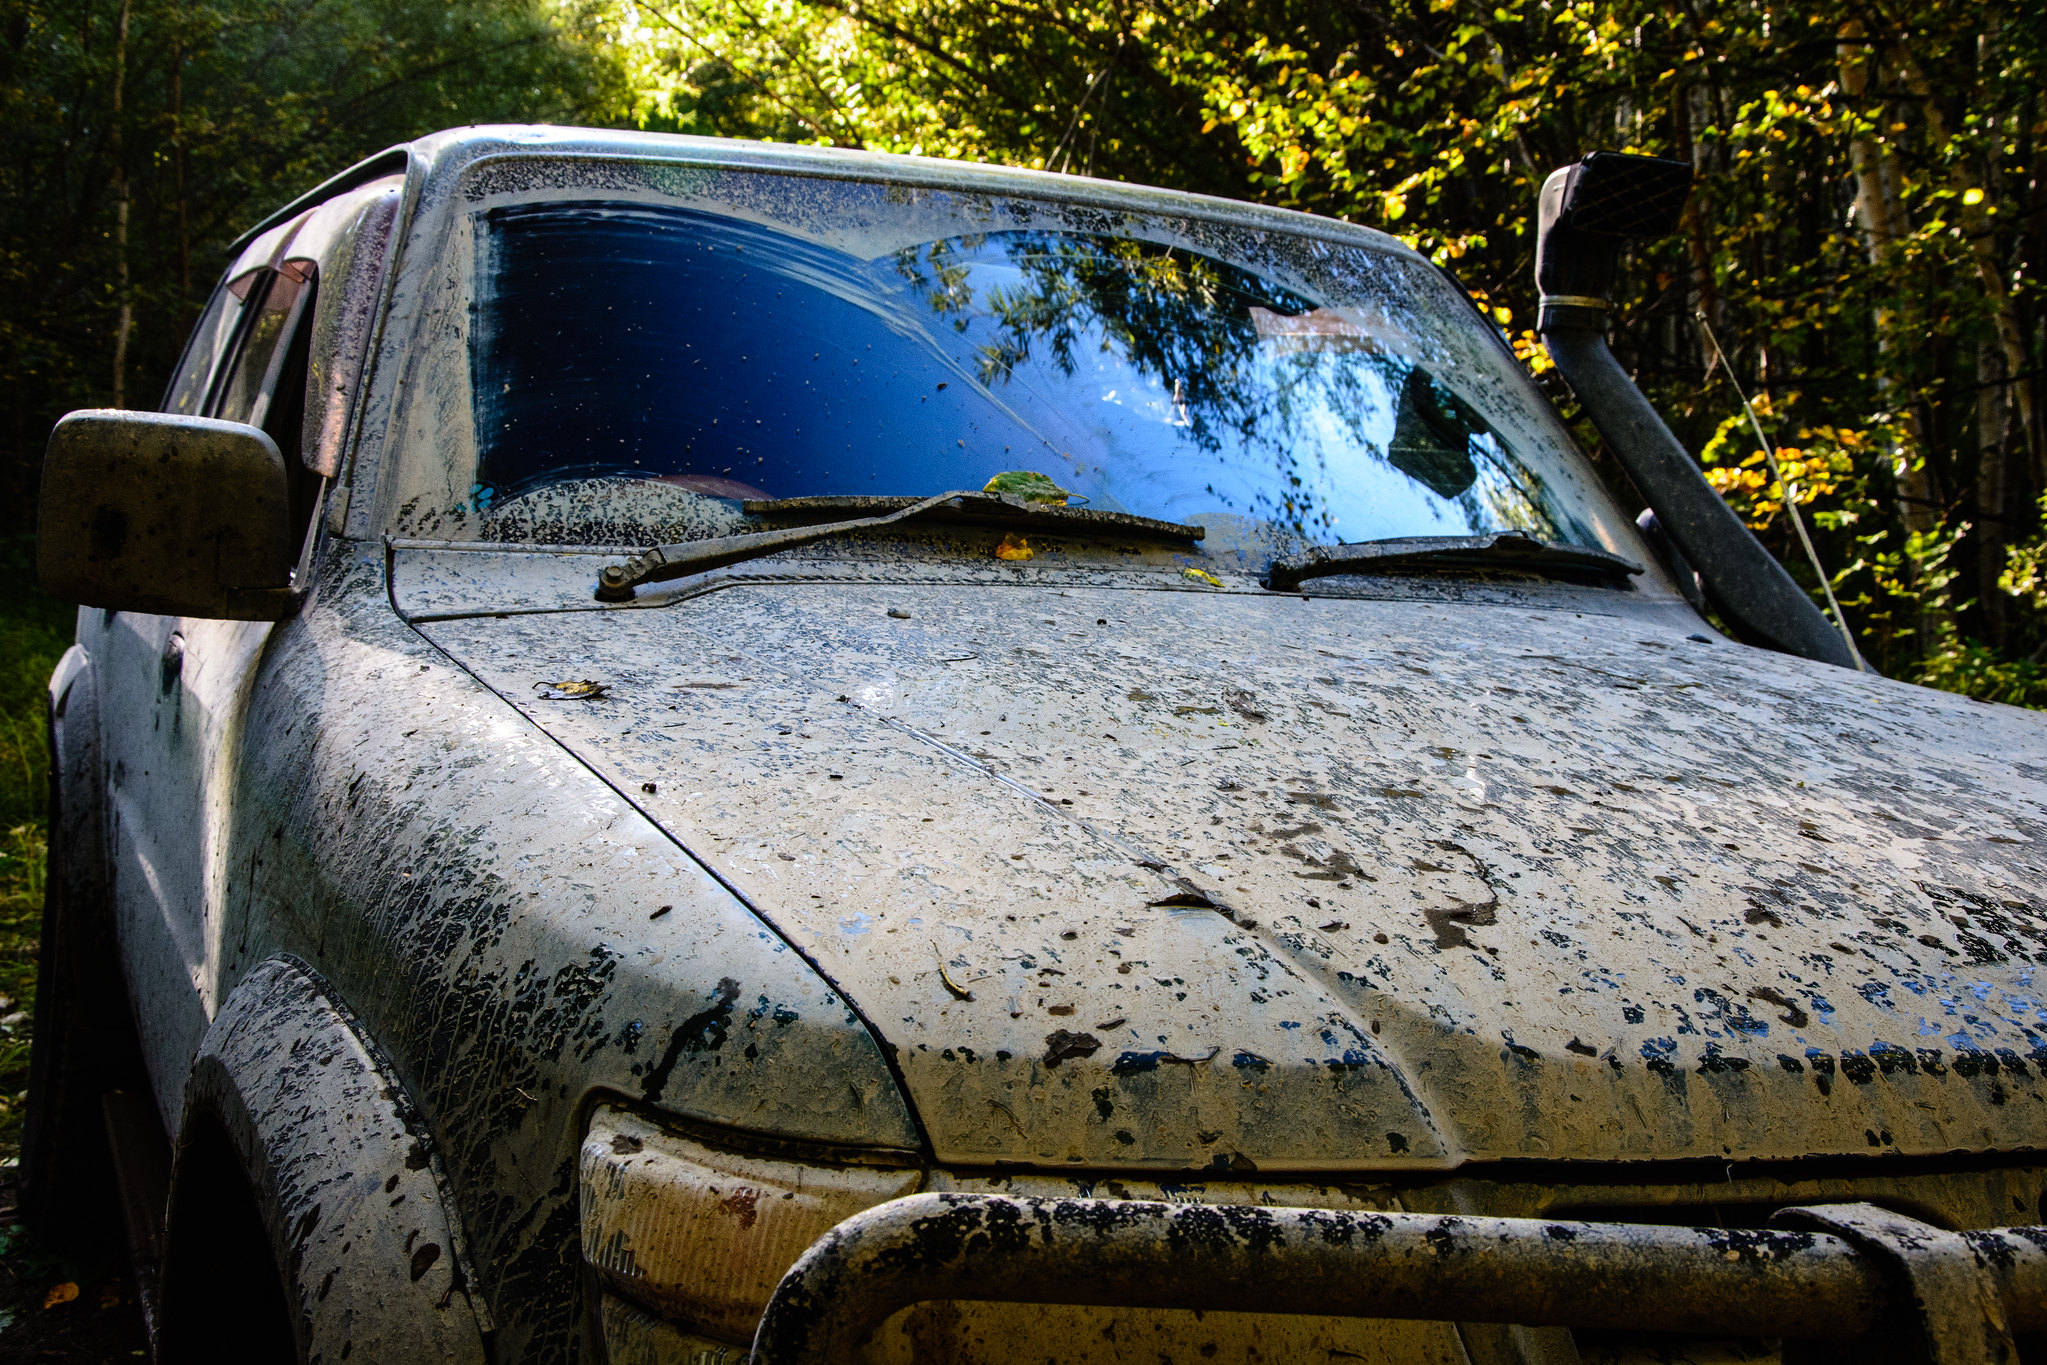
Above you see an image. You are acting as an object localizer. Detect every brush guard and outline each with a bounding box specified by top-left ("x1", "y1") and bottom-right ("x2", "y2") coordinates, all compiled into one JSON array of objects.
[{"x1": 748, "y1": 1195, "x2": 2047, "y2": 1365}]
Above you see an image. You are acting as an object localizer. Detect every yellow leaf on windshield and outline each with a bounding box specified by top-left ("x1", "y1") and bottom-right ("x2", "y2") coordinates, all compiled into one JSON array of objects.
[
  {"x1": 994, "y1": 534, "x2": 1034, "y2": 561},
  {"x1": 1182, "y1": 567, "x2": 1224, "y2": 588},
  {"x1": 983, "y1": 470, "x2": 1073, "y2": 504}
]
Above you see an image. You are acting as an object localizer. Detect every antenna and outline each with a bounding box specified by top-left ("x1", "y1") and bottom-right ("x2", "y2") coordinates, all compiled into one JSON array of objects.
[{"x1": 1695, "y1": 315, "x2": 1869, "y2": 672}]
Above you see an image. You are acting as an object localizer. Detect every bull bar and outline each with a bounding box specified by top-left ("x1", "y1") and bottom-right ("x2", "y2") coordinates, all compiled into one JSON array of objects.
[{"x1": 748, "y1": 1194, "x2": 2047, "y2": 1365}]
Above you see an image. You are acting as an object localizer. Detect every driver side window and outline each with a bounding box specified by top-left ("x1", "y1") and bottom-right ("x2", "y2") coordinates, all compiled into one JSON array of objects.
[
  {"x1": 161, "y1": 268, "x2": 260, "y2": 416},
  {"x1": 214, "y1": 259, "x2": 323, "y2": 559},
  {"x1": 214, "y1": 260, "x2": 313, "y2": 430}
]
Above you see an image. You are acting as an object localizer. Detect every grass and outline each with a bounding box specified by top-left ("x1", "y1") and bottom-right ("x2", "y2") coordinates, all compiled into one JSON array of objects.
[
  {"x1": 0, "y1": 580, "x2": 77, "y2": 1165},
  {"x1": 0, "y1": 561, "x2": 146, "y2": 1359}
]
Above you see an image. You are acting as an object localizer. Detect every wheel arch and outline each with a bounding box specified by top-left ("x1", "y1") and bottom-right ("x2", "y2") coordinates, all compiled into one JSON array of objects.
[{"x1": 160, "y1": 954, "x2": 491, "y2": 1364}]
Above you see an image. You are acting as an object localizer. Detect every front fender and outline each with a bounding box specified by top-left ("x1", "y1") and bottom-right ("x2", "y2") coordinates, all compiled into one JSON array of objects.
[
  {"x1": 163, "y1": 954, "x2": 490, "y2": 1363},
  {"x1": 212, "y1": 544, "x2": 922, "y2": 1358}
]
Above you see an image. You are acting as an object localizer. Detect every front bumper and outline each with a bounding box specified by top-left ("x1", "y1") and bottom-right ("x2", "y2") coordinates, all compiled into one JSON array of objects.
[{"x1": 748, "y1": 1194, "x2": 2047, "y2": 1365}]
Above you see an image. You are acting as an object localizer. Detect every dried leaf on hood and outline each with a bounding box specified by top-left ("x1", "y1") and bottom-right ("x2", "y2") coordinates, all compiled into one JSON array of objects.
[
  {"x1": 934, "y1": 946, "x2": 975, "y2": 1001},
  {"x1": 1150, "y1": 877, "x2": 1219, "y2": 909},
  {"x1": 1182, "y1": 567, "x2": 1224, "y2": 588},
  {"x1": 534, "y1": 679, "x2": 610, "y2": 700},
  {"x1": 994, "y1": 534, "x2": 1034, "y2": 561},
  {"x1": 1042, "y1": 1029, "x2": 1102, "y2": 1066}
]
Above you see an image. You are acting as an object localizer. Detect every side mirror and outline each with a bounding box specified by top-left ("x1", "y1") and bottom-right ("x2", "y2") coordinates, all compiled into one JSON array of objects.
[{"x1": 37, "y1": 410, "x2": 301, "y2": 621}]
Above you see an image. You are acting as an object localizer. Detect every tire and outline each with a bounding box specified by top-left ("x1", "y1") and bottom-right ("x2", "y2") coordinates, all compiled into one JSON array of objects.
[
  {"x1": 20, "y1": 713, "x2": 149, "y2": 1264},
  {"x1": 155, "y1": 1108, "x2": 297, "y2": 1365}
]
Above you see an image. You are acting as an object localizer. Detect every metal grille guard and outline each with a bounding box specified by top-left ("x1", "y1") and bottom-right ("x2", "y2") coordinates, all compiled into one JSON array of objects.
[{"x1": 748, "y1": 1194, "x2": 2047, "y2": 1365}]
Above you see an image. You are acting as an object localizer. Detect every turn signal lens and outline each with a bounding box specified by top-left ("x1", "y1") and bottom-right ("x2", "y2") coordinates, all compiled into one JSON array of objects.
[{"x1": 580, "y1": 1105, "x2": 921, "y2": 1343}]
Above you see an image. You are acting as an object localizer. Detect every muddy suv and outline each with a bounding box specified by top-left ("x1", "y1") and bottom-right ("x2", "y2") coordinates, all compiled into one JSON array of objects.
[{"x1": 29, "y1": 128, "x2": 2047, "y2": 1364}]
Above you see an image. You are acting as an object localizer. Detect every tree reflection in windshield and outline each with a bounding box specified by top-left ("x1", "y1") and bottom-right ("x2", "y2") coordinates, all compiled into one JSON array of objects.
[
  {"x1": 893, "y1": 232, "x2": 1528, "y2": 541},
  {"x1": 468, "y1": 201, "x2": 1576, "y2": 552}
]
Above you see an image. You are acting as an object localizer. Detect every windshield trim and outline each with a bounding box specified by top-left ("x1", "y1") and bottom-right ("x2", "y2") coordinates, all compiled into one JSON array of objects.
[
  {"x1": 595, "y1": 491, "x2": 1207, "y2": 600},
  {"x1": 441, "y1": 141, "x2": 1432, "y2": 269}
]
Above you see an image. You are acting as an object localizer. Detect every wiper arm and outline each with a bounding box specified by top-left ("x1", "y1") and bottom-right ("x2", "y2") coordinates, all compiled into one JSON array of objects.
[
  {"x1": 594, "y1": 490, "x2": 1204, "y2": 601},
  {"x1": 596, "y1": 489, "x2": 975, "y2": 600},
  {"x1": 1265, "y1": 533, "x2": 1642, "y2": 592}
]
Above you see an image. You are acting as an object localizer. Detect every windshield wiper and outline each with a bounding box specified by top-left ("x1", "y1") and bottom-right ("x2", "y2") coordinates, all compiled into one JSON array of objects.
[
  {"x1": 1264, "y1": 533, "x2": 1642, "y2": 592},
  {"x1": 595, "y1": 490, "x2": 1204, "y2": 601},
  {"x1": 596, "y1": 489, "x2": 969, "y2": 600}
]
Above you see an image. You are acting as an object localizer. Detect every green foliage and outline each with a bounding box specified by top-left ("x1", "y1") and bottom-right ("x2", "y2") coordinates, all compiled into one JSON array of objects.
[
  {"x1": 1913, "y1": 635, "x2": 2047, "y2": 711},
  {"x1": 0, "y1": 820, "x2": 45, "y2": 1162},
  {"x1": 598, "y1": 0, "x2": 2047, "y2": 701},
  {"x1": 0, "y1": 582, "x2": 70, "y2": 1161},
  {"x1": 0, "y1": 575, "x2": 69, "y2": 833},
  {"x1": 0, "y1": 0, "x2": 632, "y2": 531},
  {"x1": 0, "y1": 0, "x2": 632, "y2": 1161}
]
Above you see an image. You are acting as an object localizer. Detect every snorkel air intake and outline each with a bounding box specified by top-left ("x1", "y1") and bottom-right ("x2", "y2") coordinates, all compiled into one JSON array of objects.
[{"x1": 1535, "y1": 152, "x2": 1856, "y2": 669}]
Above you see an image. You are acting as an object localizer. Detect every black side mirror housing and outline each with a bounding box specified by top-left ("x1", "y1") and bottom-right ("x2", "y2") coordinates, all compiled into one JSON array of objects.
[{"x1": 38, "y1": 409, "x2": 301, "y2": 621}]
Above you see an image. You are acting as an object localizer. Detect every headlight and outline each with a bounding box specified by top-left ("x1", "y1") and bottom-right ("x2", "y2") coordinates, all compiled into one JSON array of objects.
[{"x1": 579, "y1": 1103, "x2": 921, "y2": 1344}]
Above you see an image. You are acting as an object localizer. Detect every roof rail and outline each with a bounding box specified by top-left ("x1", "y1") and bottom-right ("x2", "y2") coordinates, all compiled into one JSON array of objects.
[{"x1": 227, "y1": 146, "x2": 412, "y2": 254}]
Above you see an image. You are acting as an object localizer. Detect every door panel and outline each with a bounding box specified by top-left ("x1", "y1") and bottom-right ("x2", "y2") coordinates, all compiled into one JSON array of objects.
[
  {"x1": 103, "y1": 262, "x2": 316, "y2": 1132},
  {"x1": 103, "y1": 182, "x2": 398, "y2": 1132},
  {"x1": 102, "y1": 617, "x2": 273, "y2": 1127}
]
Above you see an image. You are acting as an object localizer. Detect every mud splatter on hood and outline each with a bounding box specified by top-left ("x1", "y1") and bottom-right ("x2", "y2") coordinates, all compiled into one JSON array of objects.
[{"x1": 422, "y1": 576, "x2": 2047, "y2": 1172}]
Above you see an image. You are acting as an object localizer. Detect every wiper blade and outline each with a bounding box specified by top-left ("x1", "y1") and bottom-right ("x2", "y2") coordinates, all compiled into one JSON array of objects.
[
  {"x1": 1265, "y1": 533, "x2": 1642, "y2": 592},
  {"x1": 594, "y1": 490, "x2": 1203, "y2": 601}
]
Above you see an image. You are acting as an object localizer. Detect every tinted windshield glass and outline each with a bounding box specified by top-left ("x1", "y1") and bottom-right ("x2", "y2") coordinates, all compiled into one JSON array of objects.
[{"x1": 418, "y1": 180, "x2": 1622, "y2": 561}]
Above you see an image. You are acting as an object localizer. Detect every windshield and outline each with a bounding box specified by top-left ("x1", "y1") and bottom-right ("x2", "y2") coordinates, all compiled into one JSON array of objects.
[{"x1": 394, "y1": 174, "x2": 1630, "y2": 566}]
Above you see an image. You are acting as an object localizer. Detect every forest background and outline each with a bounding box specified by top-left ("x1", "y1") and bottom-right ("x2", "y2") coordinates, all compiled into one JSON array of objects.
[
  {"x1": 5, "y1": 0, "x2": 2044, "y2": 698},
  {"x1": 0, "y1": 0, "x2": 2044, "y2": 1150}
]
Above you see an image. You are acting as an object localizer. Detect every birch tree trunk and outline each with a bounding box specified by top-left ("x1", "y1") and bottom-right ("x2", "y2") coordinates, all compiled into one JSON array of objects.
[
  {"x1": 1838, "y1": 19, "x2": 1942, "y2": 648},
  {"x1": 1894, "y1": 40, "x2": 2042, "y2": 489}
]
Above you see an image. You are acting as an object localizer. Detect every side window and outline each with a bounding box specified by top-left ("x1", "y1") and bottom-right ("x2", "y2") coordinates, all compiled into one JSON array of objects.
[
  {"x1": 215, "y1": 258, "x2": 324, "y2": 555},
  {"x1": 161, "y1": 269, "x2": 259, "y2": 415},
  {"x1": 214, "y1": 260, "x2": 314, "y2": 428}
]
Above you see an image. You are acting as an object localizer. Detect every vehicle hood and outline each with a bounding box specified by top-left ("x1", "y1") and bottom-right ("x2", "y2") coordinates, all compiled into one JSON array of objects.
[{"x1": 419, "y1": 574, "x2": 2047, "y2": 1172}]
